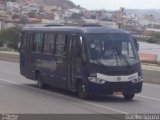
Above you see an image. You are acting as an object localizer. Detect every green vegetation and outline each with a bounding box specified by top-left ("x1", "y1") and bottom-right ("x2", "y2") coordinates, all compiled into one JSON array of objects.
[
  {"x1": 28, "y1": 11, "x2": 36, "y2": 18},
  {"x1": 147, "y1": 32, "x2": 160, "y2": 44},
  {"x1": 0, "y1": 27, "x2": 21, "y2": 51},
  {"x1": 0, "y1": 48, "x2": 16, "y2": 52},
  {"x1": 71, "y1": 13, "x2": 82, "y2": 19},
  {"x1": 136, "y1": 32, "x2": 160, "y2": 44}
]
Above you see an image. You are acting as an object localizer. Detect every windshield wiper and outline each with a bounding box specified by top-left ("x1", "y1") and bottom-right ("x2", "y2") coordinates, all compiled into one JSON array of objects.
[
  {"x1": 92, "y1": 59, "x2": 106, "y2": 67},
  {"x1": 117, "y1": 53, "x2": 131, "y2": 69},
  {"x1": 113, "y1": 44, "x2": 132, "y2": 69}
]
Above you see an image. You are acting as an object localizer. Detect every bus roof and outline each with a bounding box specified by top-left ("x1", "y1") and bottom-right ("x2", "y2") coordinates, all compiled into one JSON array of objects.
[{"x1": 22, "y1": 25, "x2": 128, "y2": 34}]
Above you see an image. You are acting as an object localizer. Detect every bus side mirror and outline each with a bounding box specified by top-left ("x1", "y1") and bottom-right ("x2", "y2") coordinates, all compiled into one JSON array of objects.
[
  {"x1": 133, "y1": 37, "x2": 139, "y2": 51},
  {"x1": 79, "y1": 36, "x2": 87, "y2": 65},
  {"x1": 137, "y1": 43, "x2": 139, "y2": 51},
  {"x1": 17, "y1": 42, "x2": 21, "y2": 52}
]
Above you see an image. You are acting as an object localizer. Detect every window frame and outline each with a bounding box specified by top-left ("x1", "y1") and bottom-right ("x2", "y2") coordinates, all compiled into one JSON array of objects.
[
  {"x1": 43, "y1": 32, "x2": 56, "y2": 55},
  {"x1": 55, "y1": 33, "x2": 68, "y2": 57},
  {"x1": 32, "y1": 32, "x2": 44, "y2": 53},
  {"x1": 20, "y1": 32, "x2": 27, "y2": 52}
]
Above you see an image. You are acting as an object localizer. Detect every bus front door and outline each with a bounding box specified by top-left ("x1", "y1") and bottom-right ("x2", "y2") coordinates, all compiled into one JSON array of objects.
[
  {"x1": 54, "y1": 34, "x2": 77, "y2": 90},
  {"x1": 20, "y1": 33, "x2": 32, "y2": 79},
  {"x1": 68, "y1": 35, "x2": 77, "y2": 91}
]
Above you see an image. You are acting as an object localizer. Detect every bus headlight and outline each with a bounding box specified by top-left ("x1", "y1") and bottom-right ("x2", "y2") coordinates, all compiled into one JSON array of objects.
[
  {"x1": 88, "y1": 77, "x2": 106, "y2": 84},
  {"x1": 131, "y1": 76, "x2": 143, "y2": 83}
]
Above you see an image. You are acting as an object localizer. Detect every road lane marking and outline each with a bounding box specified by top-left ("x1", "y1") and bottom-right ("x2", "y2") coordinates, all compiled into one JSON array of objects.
[
  {"x1": 137, "y1": 95, "x2": 160, "y2": 101},
  {"x1": 0, "y1": 78, "x2": 128, "y2": 114},
  {"x1": 82, "y1": 101, "x2": 128, "y2": 114},
  {"x1": 144, "y1": 83, "x2": 160, "y2": 88},
  {"x1": 0, "y1": 78, "x2": 22, "y2": 85}
]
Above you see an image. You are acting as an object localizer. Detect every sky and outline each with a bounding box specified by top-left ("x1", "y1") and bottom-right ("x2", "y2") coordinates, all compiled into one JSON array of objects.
[{"x1": 70, "y1": 0, "x2": 160, "y2": 10}]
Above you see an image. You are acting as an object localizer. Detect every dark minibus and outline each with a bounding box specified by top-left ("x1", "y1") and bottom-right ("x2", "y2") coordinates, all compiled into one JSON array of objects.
[{"x1": 20, "y1": 25, "x2": 143, "y2": 99}]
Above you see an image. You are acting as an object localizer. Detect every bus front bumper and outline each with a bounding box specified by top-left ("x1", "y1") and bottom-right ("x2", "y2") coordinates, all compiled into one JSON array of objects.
[{"x1": 86, "y1": 81, "x2": 143, "y2": 96}]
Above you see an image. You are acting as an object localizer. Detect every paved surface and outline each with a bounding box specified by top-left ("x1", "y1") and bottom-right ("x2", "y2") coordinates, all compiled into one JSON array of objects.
[
  {"x1": 0, "y1": 61, "x2": 160, "y2": 114},
  {"x1": 0, "y1": 52, "x2": 19, "y2": 63},
  {"x1": 142, "y1": 65, "x2": 160, "y2": 84},
  {"x1": 142, "y1": 64, "x2": 160, "y2": 72}
]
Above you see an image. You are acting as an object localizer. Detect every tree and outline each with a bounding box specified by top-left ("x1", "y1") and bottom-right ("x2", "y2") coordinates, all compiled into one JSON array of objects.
[
  {"x1": 0, "y1": 27, "x2": 21, "y2": 50},
  {"x1": 152, "y1": 32, "x2": 160, "y2": 38},
  {"x1": 147, "y1": 32, "x2": 160, "y2": 44},
  {"x1": 90, "y1": 15, "x2": 96, "y2": 19},
  {"x1": 71, "y1": 13, "x2": 81, "y2": 19},
  {"x1": 28, "y1": 11, "x2": 36, "y2": 18},
  {"x1": 20, "y1": 15, "x2": 28, "y2": 24},
  {"x1": 12, "y1": 14, "x2": 20, "y2": 19}
]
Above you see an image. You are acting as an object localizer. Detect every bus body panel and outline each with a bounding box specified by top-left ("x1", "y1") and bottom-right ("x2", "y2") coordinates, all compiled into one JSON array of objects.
[{"x1": 86, "y1": 81, "x2": 142, "y2": 95}]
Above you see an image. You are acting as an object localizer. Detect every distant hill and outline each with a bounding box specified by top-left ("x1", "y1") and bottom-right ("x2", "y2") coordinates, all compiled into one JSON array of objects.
[
  {"x1": 125, "y1": 9, "x2": 160, "y2": 19},
  {"x1": 40, "y1": 0, "x2": 77, "y2": 9}
]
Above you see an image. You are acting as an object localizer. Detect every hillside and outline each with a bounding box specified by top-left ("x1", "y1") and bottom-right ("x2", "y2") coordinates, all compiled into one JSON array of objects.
[
  {"x1": 41, "y1": 0, "x2": 77, "y2": 9},
  {"x1": 126, "y1": 9, "x2": 160, "y2": 19}
]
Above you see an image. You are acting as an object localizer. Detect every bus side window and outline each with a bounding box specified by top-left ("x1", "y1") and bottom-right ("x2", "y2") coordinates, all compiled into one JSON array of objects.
[
  {"x1": 32, "y1": 33, "x2": 43, "y2": 53},
  {"x1": 20, "y1": 33, "x2": 27, "y2": 51},
  {"x1": 77, "y1": 36, "x2": 82, "y2": 58},
  {"x1": 77, "y1": 36, "x2": 86, "y2": 62},
  {"x1": 43, "y1": 33, "x2": 55, "y2": 54},
  {"x1": 55, "y1": 34, "x2": 67, "y2": 56},
  {"x1": 133, "y1": 37, "x2": 139, "y2": 51}
]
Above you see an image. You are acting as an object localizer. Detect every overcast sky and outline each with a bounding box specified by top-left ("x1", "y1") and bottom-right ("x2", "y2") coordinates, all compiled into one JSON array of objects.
[{"x1": 70, "y1": 0, "x2": 160, "y2": 10}]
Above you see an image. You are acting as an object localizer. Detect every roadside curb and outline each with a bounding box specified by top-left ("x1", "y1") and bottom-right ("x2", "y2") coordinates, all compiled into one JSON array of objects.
[
  {"x1": 0, "y1": 51, "x2": 19, "y2": 63},
  {"x1": 142, "y1": 65, "x2": 160, "y2": 72}
]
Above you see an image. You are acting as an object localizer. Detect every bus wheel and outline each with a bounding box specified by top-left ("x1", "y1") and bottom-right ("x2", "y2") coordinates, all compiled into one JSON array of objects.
[
  {"x1": 36, "y1": 73, "x2": 46, "y2": 89},
  {"x1": 77, "y1": 82, "x2": 88, "y2": 99},
  {"x1": 123, "y1": 94, "x2": 135, "y2": 100}
]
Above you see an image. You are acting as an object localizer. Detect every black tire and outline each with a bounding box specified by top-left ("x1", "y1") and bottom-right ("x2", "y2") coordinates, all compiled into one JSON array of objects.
[
  {"x1": 123, "y1": 94, "x2": 135, "y2": 100},
  {"x1": 77, "y1": 82, "x2": 88, "y2": 99},
  {"x1": 36, "y1": 73, "x2": 47, "y2": 89}
]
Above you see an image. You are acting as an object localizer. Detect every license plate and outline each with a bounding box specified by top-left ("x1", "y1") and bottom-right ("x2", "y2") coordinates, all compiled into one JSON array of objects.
[{"x1": 113, "y1": 91, "x2": 123, "y2": 95}]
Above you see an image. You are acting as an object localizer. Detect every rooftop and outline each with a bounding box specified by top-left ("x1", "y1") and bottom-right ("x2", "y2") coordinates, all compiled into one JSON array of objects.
[{"x1": 22, "y1": 25, "x2": 127, "y2": 34}]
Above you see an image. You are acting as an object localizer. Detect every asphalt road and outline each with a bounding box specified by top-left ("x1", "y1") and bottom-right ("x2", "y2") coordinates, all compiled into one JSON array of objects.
[{"x1": 0, "y1": 61, "x2": 160, "y2": 114}]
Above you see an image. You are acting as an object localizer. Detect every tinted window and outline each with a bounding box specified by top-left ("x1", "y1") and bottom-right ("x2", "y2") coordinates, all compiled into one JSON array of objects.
[
  {"x1": 21, "y1": 33, "x2": 27, "y2": 51},
  {"x1": 32, "y1": 33, "x2": 43, "y2": 53},
  {"x1": 87, "y1": 33, "x2": 139, "y2": 66},
  {"x1": 55, "y1": 34, "x2": 68, "y2": 56},
  {"x1": 43, "y1": 33, "x2": 55, "y2": 54}
]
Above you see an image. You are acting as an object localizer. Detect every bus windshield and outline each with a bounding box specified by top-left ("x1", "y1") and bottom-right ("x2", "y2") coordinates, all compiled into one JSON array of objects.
[{"x1": 87, "y1": 33, "x2": 139, "y2": 66}]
